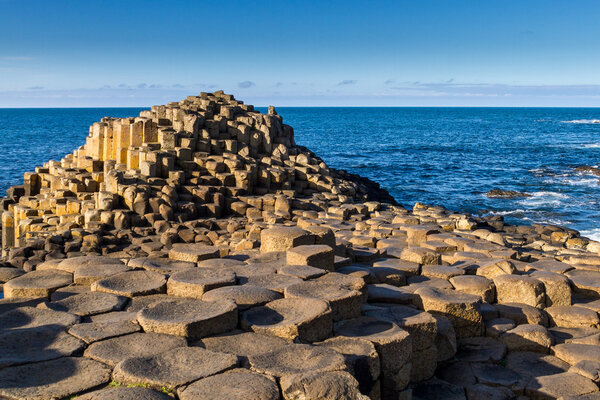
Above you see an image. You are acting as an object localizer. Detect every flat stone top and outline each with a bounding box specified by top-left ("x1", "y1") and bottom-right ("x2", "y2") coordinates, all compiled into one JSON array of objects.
[
  {"x1": 198, "y1": 258, "x2": 245, "y2": 268},
  {"x1": 84, "y1": 332, "x2": 187, "y2": 367},
  {"x1": 198, "y1": 330, "x2": 291, "y2": 358},
  {"x1": 202, "y1": 285, "x2": 282, "y2": 309},
  {"x1": 0, "y1": 327, "x2": 85, "y2": 368},
  {"x1": 168, "y1": 268, "x2": 236, "y2": 286},
  {"x1": 567, "y1": 270, "x2": 600, "y2": 287},
  {"x1": 57, "y1": 255, "x2": 124, "y2": 273},
  {"x1": 168, "y1": 243, "x2": 220, "y2": 261},
  {"x1": 0, "y1": 267, "x2": 24, "y2": 283},
  {"x1": 131, "y1": 257, "x2": 195, "y2": 274},
  {"x1": 239, "y1": 273, "x2": 302, "y2": 293},
  {"x1": 78, "y1": 387, "x2": 172, "y2": 400},
  {"x1": 178, "y1": 369, "x2": 279, "y2": 400},
  {"x1": 242, "y1": 297, "x2": 330, "y2": 327},
  {"x1": 113, "y1": 346, "x2": 238, "y2": 389},
  {"x1": 334, "y1": 316, "x2": 409, "y2": 344},
  {"x1": 248, "y1": 343, "x2": 346, "y2": 377},
  {"x1": 415, "y1": 286, "x2": 482, "y2": 305},
  {"x1": 0, "y1": 356, "x2": 112, "y2": 400},
  {"x1": 40, "y1": 291, "x2": 128, "y2": 316},
  {"x1": 4, "y1": 269, "x2": 72, "y2": 291},
  {"x1": 0, "y1": 306, "x2": 80, "y2": 330},
  {"x1": 91, "y1": 270, "x2": 167, "y2": 297},
  {"x1": 284, "y1": 281, "x2": 361, "y2": 302},
  {"x1": 137, "y1": 297, "x2": 237, "y2": 324},
  {"x1": 449, "y1": 275, "x2": 493, "y2": 289}
]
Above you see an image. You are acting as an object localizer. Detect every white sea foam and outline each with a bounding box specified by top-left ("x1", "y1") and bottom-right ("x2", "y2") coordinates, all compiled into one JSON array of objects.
[
  {"x1": 580, "y1": 228, "x2": 600, "y2": 242},
  {"x1": 517, "y1": 191, "x2": 569, "y2": 207},
  {"x1": 583, "y1": 143, "x2": 600, "y2": 148},
  {"x1": 561, "y1": 119, "x2": 600, "y2": 124}
]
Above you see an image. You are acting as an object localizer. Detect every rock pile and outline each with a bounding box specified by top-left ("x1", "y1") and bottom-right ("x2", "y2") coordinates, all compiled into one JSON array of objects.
[{"x1": 1, "y1": 92, "x2": 600, "y2": 399}]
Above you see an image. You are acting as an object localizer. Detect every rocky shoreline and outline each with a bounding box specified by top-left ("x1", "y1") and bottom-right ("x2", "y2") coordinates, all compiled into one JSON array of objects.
[{"x1": 1, "y1": 92, "x2": 600, "y2": 399}]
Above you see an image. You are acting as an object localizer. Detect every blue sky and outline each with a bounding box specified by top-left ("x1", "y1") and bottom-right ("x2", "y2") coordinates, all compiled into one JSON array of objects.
[{"x1": 1, "y1": 0, "x2": 599, "y2": 107}]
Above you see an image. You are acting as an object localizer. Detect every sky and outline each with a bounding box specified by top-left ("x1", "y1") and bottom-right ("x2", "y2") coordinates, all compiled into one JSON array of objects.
[{"x1": 1, "y1": 0, "x2": 599, "y2": 107}]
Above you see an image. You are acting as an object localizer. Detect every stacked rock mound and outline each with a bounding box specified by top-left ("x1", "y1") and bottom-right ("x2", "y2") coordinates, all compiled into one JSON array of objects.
[
  {"x1": 0, "y1": 90, "x2": 394, "y2": 262},
  {"x1": 1, "y1": 95, "x2": 600, "y2": 399}
]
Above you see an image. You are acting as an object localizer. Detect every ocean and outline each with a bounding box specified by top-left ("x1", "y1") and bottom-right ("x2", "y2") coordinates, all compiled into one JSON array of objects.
[{"x1": 1, "y1": 107, "x2": 599, "y2": 240}]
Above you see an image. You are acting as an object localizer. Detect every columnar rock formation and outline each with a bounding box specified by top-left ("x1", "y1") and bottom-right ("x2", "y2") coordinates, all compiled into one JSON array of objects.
[
  {"x1": 1, "y1": 90, "x2": 393, "y2": 259},
  {"x1": 1, "y1": 92, "x2": 600, "y2": 399}
]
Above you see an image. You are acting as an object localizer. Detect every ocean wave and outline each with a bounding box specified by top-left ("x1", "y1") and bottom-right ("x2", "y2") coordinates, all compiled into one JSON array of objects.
[
  {"x1": 583, "y1": 143, "x2": 600, "y2": 148},
  {"x1": 561, "y1": 119, "x2": 600, "y2": 124},
  {"x1": 580, "y1": 228, "x2": 600, "y2": 242},
  {"x1": 517, "y1": 191, "x2": 569, "y2": 207}
]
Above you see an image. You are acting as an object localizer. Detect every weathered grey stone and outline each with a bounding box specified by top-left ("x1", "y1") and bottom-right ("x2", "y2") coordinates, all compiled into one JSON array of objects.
[
  {"x1": 457, "y1": 336, "x2": 507, "y2": 362},
  {"x1": 531, "y1": 270, "x2": 572, "y2": 307},
  {"x1": 84, "y1": 332, "x2": 187, "y2": 366},
  {"x1": 526, "y1": 372, "x2": 599, "y2": 399},
  {"x1": 570, "y1": 360, "x2": 600, "y2": 383},
  {"x1": 506, "y1": 351, "x2": 570, "y2": 378},
  {"x1": 553, "y1": 343, "x2": 600, "y2": 365},
  {"x1": 202, "y1": 285, "x2": 282, "y2": 309},
  {"x1": 278, "y1": 264, "x2": 327, "y2": 280},
  {"x1": 280, "y1": 370, "x2": 370, "y2": 400},
  {"x1": 411, "y1": 344, "x2": 437, "y2": 382},
  {"x1": 73, "y1": 263, "x2": 131, "y2": 285},
  {"x1": 78, "y1": 387, "x2": 172, "y2": 400},
  {"x1": 167, "y1": 268, "x2": 236, "y2": 298},
  {"x1": 239, "y1": 273, "x2": 302, "y2": 293},
  {"x1": 242, "y1": 297, "x2": 332, "y2": 342},
  {"x1": 0, "y1": 306, "x2": 79, "y2": 330},
  {"x1": 3, "y1": 269, "x2": 72, "y2": 299},
  {"x1": 449, "y1": 275, "x2": 495, "y2": 303},
  {"x1": 495, "y1": 302, "x2": 548, "y2": 326},
  {"x1": 0, "y1": 357, "x2": 112, "y2": 400},
  {"x1": 286, "y1": 244, "x2": 335, "y2": 271},
  {"x1": 434, "y1": 315, "x2": 457, "y2": 361},
  {"x1": 260, "y1": 225, "x2": 314, "y2": 253},
  {"x1": 0, "y1": 326, "x2": 85, "y2": 368},
  {"x1": 113, "y1": 346, "x2": 238, "y2": 390},
  {"x1": 545, "y1": 305, "x2": 600, "y2": 328},
  {"x1": 465, "y1": 384, "x2": 517, "y2": 400},
  {"x1": 373, "y1": 258, "x2": 420, "y2": 277},
  {"x1": 334, "y1": 316, "x2": 412, "y2": 374},
  {"x1": 471, "y1": 362, "x2": 521, "y2": 387},
  {"x1": 414, "y1": 286, "x2": 482, "y2": 338},
  {"x1": 412, "y1": 379, "x2": 467, "y2": 400},
  {"x1": 566, "y1": 270, "x2": 600, "y2": 298},
  {"x1": 285, "y1": 281, "x2": 363, "y2": 321},
  {"x1": 493, "y1": 274, "x2": 546, "y2": 308},
  {"x1": 137, "y1": 297, "x2": 237, "y2": 339},
  {"x1": 485, "y1": 318, "x2": 516, "y2": 338},
  {"x1": 91, "y1": 270, "x2": 166, "y2": 297},
  {"x1": 0, "y1": 267, "x2": 24, "y2": 283},
  {"x1": 133, "y1": 257, "x2": 195, "y2": 274},
  {"x1": 69, "y1": 319, "x2": 141, "y2": 344},
  {"x1": 501, "y1": 324, "x2": 553, "y2": 353},
  {"x1": 475, "y1": 258, "x2": 516, "y2": 279},
  {"x1": 56, "y1": 255, "x2": 124, "y2": 273},
  {"x1": 248, "y1": 343, "x2": 347, "y2": 377},
  {"x1": 178, "y1": 369, "x2": 279, "y2": 400},
  {"x1": 40, "y1": 291, "x2": 127, "y2": 316},
  {"x1": 197, "y1": 330, "x2": 291, "y2": 366},
  {"x1": 367, "y1": 283, "x2": 416, "y2": 304},
  {"x1": 168, "y1": 243, "x2": 220, "y2": 262},
  {"x1": 316, "y1": 336, "x2": 380, "y2": 393}
]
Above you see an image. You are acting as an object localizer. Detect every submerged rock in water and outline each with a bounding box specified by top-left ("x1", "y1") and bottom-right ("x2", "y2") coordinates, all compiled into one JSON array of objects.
[
  {"x1": 575, "y1": 165, "x2": 600, "y2": 176},
  {"x1": 486, "y1": 189, "x2": 531, "y2": 198}
]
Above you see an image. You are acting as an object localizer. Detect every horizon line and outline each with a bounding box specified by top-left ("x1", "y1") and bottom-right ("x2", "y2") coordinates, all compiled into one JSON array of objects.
[{"x1": 1, "y1": 105, "x2": 600, "y2": 109}]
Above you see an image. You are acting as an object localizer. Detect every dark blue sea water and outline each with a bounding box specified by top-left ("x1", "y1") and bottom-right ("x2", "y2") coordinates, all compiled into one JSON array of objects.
[{"x1": 1, "y1": 107, "x2": 600, "y2": 239}]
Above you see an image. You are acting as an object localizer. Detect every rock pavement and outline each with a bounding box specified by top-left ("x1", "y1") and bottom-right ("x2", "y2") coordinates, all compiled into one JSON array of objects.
[{"x1": 1, "y1": 91, "x2": 600, "y2": 398}]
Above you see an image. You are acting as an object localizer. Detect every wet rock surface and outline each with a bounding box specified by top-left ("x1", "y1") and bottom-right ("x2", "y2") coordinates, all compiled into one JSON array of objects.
[{"x1": 1, "y1": 91, "x2": 600, "y2": 398}]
